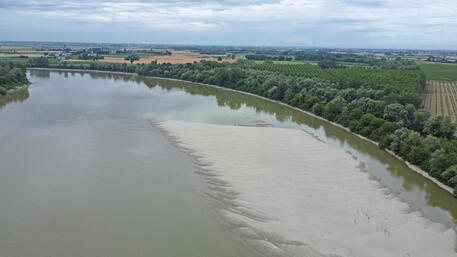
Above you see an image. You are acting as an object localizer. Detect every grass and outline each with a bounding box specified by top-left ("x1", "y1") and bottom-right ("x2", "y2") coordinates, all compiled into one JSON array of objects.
[
  {"x1": 0, "y1": 57, "x2": 32, "y2": 64},
  {"x1": 419, "y1": 63, "x2": 457, "y2": 81}
]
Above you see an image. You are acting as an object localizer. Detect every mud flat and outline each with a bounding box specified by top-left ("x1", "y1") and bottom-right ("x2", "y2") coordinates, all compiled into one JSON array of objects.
[{"x1": 152, "y1": 120, "x2": 457, "y2": 257}]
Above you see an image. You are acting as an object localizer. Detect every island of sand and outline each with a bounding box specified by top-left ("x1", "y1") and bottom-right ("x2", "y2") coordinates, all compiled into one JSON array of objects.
[{"x1": 151, "y1": 120, "x2": 457, "y2": 257}]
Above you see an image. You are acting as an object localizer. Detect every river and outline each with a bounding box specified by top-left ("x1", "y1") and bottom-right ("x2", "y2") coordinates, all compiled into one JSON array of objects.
[{"x1": 0, "y1": 69, "x2": 456, "y2": 256}]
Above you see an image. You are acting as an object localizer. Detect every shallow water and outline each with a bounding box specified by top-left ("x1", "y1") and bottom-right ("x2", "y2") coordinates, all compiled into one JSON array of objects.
[
  {"x1": 1, "y1": 69, "x2": 457, "y2": 256},
  {"x1": 0, "y1": 70, "x2": 257, "y2": 257}
]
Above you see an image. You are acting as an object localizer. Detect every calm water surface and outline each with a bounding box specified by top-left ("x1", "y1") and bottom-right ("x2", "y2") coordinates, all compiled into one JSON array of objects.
[{"x1": 1, "y1": 69, "x2": 457, "y2": 256}]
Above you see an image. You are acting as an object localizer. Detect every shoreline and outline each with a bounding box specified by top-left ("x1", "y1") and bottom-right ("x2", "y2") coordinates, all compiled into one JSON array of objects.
[
  {"x1": 27, "y1": 67, "x2": 454, "y2": 195},
  {"x1": 0, "y1": 82, "x2": 31, "y2": 99}
]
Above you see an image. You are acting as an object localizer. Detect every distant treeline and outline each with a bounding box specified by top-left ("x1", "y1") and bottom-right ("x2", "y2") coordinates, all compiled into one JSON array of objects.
[
  {"x1": 198, "y1": 49, "x2": 227, "y2": 55},
  {"x1": 21, "y1": 57, "x2": 457, "y2": 194},
  {"x1": 0, "y1": 61, "x2": 29, "y2": 96},
  {"x1": 73, "y1": 48, "x2": 110, "y2": 55},
  {"x1": 426, "y1": 56, "x2": 457, "y2": 64},
  {"x1": 245, "y1": 51, "x2": 417, "y2": 68},
  {"x1": 77, "y1": 53, "x2": 105, "y2": 60},
  {"x1": 245, "y1": 55, "x2": 293, "y2": 61},
  {"x1": 115, "y1": 49, "x2": 172, "y2": 55}
]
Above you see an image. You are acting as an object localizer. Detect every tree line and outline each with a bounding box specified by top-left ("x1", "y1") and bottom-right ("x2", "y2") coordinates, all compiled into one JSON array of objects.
[
  {"x1": 245, "y1": 55, "x2": 293, "y2": 61},
  {"x1": 0, "y1": 61, "x2": 29, "y2": 96}
]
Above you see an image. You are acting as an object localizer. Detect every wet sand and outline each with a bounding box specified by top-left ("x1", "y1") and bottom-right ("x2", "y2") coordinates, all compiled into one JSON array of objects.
[{"x1": 152, "y1": 120, "x2": 457, "y2": 257}]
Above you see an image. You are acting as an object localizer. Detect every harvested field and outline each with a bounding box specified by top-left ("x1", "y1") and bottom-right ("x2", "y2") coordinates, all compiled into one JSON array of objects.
[
  {"x1": 0, "y1": 53, "x2": 44, "y2": 57},
  {"x1": 0, "y1": 48, "x2": 238, "y2": 65},
  {"x1": 94, "y1": 50, "x2": 237, "y2": 64},
  {"x1": 422, "y1": 80, "x2": 457, "y2": 122}
]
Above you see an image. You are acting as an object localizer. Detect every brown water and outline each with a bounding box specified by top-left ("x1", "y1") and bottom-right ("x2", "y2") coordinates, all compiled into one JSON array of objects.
[{"x1": 1, "y1": 69, "x2": 457, "y2": 256}]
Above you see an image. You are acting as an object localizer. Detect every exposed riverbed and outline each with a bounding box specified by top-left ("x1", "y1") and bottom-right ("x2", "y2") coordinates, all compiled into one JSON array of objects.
[{"x1": 153, "y1": 120, "x2": 457, "y2": 257}]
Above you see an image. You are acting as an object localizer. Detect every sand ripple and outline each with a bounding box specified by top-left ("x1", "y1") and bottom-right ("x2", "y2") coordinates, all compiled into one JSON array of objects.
[{"x1": 151, "y1": 120, "x2": 457, "y2": 257}]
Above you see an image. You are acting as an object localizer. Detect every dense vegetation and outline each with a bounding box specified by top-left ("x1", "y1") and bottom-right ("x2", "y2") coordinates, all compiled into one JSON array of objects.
[
  {"x1": 252, "y1": 63, "x2": 425, "y2": 102},
  {"x1": 0, "y1": 61, "x2": 29, "y2": 96},
  {"x1": 125, "y1": 54, "x2": 140, "y2": 63},
  {"x1": 17, "y1": 57, "x2": 457, "y2": 195},
  {"x1": 426, "y1": 56, "x2": 457, "y2": 64}
]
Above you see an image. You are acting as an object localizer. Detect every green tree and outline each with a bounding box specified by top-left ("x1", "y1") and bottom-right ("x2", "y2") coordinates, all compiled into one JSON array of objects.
[
  {"x1": 318, "y1": 60, "x2": 340, "y2": 69},
  {"x1": 383, "y1": 103, "x2": 408, "y2": 123},
  {"x1": 348, "y1": 108, "x2": 363, "y2": 121},
  {"x1": 423, "y1": 116, "x2": 456, "y2": 139},
  {"x1": 410, "y1": 109, "x2": 430, "y2": 131},
  {"x1": 125, "y1": 54, "x2": 140, "y2": 64}
]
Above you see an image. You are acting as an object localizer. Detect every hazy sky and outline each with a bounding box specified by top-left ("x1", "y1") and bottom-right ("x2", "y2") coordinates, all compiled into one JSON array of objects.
[{"x1": 0, "y1": 0, "x2": 456, "y2": 49}]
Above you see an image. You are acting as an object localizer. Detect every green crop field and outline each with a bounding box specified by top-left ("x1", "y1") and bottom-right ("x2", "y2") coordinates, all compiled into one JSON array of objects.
[
  {"x1": 0, "y1": 57, "x2": 31, "y2": 64},
  {"x1": 419, "y1": 63, "x2": 457, "y2": 81}
]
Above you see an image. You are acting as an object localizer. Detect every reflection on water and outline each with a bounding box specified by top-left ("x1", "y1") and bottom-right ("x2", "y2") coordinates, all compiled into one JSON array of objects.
[
  {"x1": 29, "y1": 69, "x2": 51, "y2": 78},
  {"x1": 0, "y1": 86, "x2": 29, "y2": 110},
  {"x1": 0, "y1": 70, "x2": 259, "y2": 257}
]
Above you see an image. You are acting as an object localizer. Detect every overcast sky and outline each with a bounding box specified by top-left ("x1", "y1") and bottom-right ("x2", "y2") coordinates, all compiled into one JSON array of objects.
[{"x1": 0, "y1": 0, "x2": 456, "y2": 49}]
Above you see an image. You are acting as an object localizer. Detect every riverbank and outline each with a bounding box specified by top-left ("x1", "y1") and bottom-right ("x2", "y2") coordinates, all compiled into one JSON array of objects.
[
  {"x1": 27, "y1": 67, "x2": 455, "y2": 195},
  {"x1": 0, "y1": 82, "x2": 30, "y2": 98},
  {"x1": 152, "y1": 120, "x2": 457, "y2": 257}
]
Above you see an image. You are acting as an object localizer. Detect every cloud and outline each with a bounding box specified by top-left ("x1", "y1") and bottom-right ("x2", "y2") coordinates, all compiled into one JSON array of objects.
[{"x1": 0, "y1": 0, "x2": 456, "y2": 49}]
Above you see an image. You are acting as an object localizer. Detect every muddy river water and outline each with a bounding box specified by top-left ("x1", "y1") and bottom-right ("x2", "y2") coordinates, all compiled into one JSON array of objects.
[{"x1": 1, "y1": 69, "x2": 456, "y2": 256}]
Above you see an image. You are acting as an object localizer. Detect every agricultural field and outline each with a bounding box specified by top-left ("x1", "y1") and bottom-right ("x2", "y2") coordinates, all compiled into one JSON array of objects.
[
  {"x1": 0, "y1": 53, "x2": 45, "y2": 57},
  {"x1": 419, "y1": 63, "x2": 457, "y2": 123},
  {"x1": 0, "y1": 47, "x2": 239, "y2": 65},
  {"x1": 90, "y1": 50, "x2": 236, "y2": 64},
  {"x1": 422, "y1": 80, "x2": 457, "y2": 122},
  {"x1": 419, "y1": 63, "x2": 457, "y2": 81}
]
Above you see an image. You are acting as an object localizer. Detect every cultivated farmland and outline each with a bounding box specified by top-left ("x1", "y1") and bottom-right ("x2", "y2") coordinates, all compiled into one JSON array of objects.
[
  {"x1": 419, "y1": 63, "x2": 457, "y2": 81},
  {"x1": 96, "y1": 50, "x2": 236, "y2": 64},
  {"x1": 422, "y1": 80, "x2": 457, "y2": 122}
]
